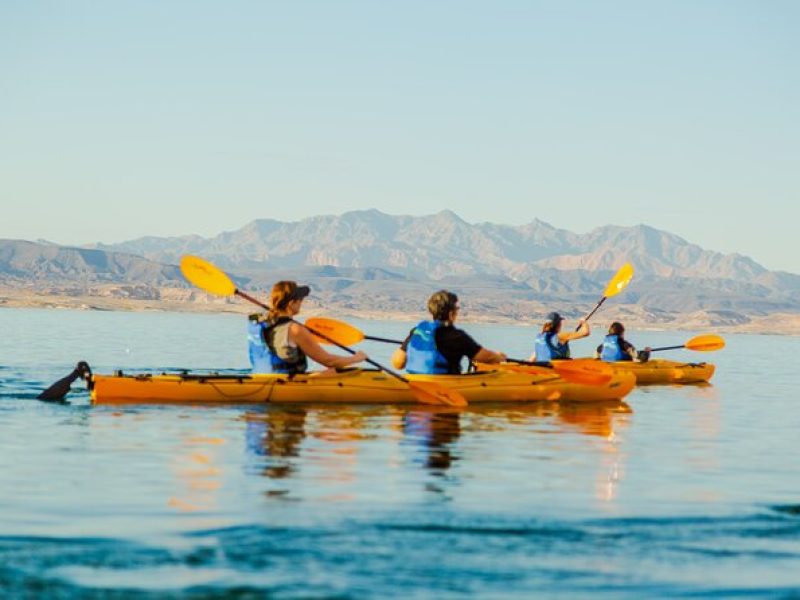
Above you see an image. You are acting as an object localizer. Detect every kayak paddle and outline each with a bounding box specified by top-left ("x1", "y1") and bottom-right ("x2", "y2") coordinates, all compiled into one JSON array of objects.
[
  {"x1": 179, "y1": 255, "x2": 266, "y2": 310},
  {"x1": 179, "y1": 256, "x2": 467, "y2": 407},
  {"x1": 577, "y1": 262, "x2": 634, "y2": 330},
  {"x1": 305, "y1": 316, "x2": 613, "y2": 385},
  {"x1": 649, "y1": 334, "x2": 725, "y2": 353},
  {"x1": 304, "y1": 317, "x2": 404, "y2": 345}
]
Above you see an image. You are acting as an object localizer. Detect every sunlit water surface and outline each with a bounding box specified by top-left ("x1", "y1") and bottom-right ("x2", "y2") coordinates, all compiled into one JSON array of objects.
[{"x1": 1, "y1": 308, "x2": 799, "y2": 598}]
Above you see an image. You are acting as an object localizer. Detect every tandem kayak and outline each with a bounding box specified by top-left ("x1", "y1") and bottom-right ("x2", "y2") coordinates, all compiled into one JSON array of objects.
[
  {"x1": 598, "y1": 359, "x2": 715, "y2": 385},
  {"x1": 89, "y1": 368, "x2": 636, "y2": 405}
]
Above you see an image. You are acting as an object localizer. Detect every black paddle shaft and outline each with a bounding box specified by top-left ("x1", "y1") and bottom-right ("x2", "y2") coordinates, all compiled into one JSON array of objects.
[
  {"x1": 238, "y1": 290, "x2": 403, "y2": 345},
  {"x1": 577, "y1": 297, "x2": 606, "y2": 331},
  {"x1": 236, "y1": 289, "x2": 269, "y2": 311},
  {"x1": 649, "y1": 344, "x2": 685, "y2": 352},
  {"x1": 506, "y1": 358, "x2": 557, "y2": 367},
  {"x1": 365, "y1": 334, "x2": 404, "y2": 344},
  {"x1": 296, "y1": 320, "x2": 411, "y2": 383}
]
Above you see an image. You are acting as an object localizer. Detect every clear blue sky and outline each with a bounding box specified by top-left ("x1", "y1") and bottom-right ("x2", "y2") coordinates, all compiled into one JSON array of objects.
[{"x1": 1, "y1": 1, "x2": 798, "y2": 272}]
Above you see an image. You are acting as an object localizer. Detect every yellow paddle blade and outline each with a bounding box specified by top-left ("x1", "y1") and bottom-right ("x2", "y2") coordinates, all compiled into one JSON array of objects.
[
  {"x1": 551, "y1": 359, "x2": 614, "y2": 385},
  {"x1": 407, "y1": 381, "x2": 468, "y2": 407},
  {"x1": 180, "y1": 255, "x2": 236, "y2": 296},
  {"x1": 685, "y1": 334, "x2": 725, "y2": 352},
  {"x1": 603, "y1": 262, "x2": 635, "y2": 298},
  {"x1": 305, "y1": 317, "x2": 365, "y2": 346}
]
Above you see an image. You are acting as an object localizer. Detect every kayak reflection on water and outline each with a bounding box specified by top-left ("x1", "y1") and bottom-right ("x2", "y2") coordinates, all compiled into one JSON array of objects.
[
  {"x1": 557, "y1": 400, "x2": 632, "y2": 439},
  {"x1": 242, "y1": 402, "x2": 631, "y2": 501}
]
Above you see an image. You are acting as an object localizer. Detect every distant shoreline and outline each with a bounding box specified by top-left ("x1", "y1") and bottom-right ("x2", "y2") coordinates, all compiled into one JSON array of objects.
[{"x1": 1, "y1": 288, "x2": 798, "y2": 335}]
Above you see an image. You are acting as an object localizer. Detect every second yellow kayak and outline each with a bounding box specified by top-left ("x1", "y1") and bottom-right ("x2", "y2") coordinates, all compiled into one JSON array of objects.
[{"x1": 568, "y1": 359, "x2": 715, "y2": 385}]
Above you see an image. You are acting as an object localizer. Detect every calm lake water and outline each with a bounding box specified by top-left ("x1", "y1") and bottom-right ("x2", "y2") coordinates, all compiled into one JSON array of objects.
[{"x1": 1, "y1": 307, "x2": 799, "y2": 598}]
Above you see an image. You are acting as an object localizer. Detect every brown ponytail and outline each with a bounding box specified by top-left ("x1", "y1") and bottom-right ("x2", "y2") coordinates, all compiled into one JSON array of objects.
[
  {"x1": 608, "y1": 321, "x2": 625, "y2": 336},
  {"x1": 268, "y1": 281, "x2": 299, "y2": 320}
]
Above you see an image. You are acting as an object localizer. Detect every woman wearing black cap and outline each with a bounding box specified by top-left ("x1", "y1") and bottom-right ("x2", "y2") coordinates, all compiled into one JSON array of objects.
[
  {"x1": 594, "y1": 322, "x2": 651, "y2": 362},
  {"x1": 249, "y1": 280, "x2": 367, "y2": 374},
  {"x1": 529, "y1": 311, "x2": 590, "y2": 361}
]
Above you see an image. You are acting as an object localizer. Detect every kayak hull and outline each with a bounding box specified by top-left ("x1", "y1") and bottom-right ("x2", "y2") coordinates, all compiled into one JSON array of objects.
[
  {"x1": 90, "y1": 368, "x2": 636, "y2": 405},
  {"x1": 572, "y1": 359, "x2": 716, "y2": 384}
]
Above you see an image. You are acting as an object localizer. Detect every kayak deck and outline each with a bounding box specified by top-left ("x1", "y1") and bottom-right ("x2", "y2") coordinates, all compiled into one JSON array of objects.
[{"x1": 90, "y1": 368, "x2": 636, "y2": 405}]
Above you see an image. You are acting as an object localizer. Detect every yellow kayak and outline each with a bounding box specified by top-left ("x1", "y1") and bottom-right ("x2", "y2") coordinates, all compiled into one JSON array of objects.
[
  {"x1": 570, "y1": 359, "x2": 715, "y2": 385},
  {"x1": 90, "y1": 368, "x2": 636, "y2": 405}
]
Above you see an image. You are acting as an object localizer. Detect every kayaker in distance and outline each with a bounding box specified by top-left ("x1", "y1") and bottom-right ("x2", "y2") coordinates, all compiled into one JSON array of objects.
[
  {"x1": 249, "y1": 281, "x2": 367, "y2": 374},
  {"x1": 391, "y1": 290, "x2": 507, "y2": 374},
  {"x1": 594, "y1": 321, "x2": 651, "y2": 362},
  {"x1": 529, "y1": 312, "x2": 590, "y2": 361}
]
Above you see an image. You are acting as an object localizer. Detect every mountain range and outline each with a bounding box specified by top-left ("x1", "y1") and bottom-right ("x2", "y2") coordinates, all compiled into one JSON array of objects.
[
  {"x1": 93, "y1": 209, "x2": 777, "y2": 282},
  {"x1": 2, "y1": 209, "x2": 798, "y2": 330}
]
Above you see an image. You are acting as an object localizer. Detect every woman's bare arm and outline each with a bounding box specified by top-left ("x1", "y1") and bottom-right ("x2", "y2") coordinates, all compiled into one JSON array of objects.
[
  {"x1": 558, "y1": 320, "x2": 590, "y2": 344},
  {"x1": 292, "y1": 324, "x2": 367, "y2": 369},
  {"x1": 473, "y1": 347, "x2": 507, "y2": 364}
]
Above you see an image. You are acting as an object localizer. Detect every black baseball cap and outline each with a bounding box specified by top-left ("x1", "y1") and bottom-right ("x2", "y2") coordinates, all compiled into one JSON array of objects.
[
  {"x1": 291, "y1": 285, "x2": 310, "y2": 301},
  {"x1": 546, "y1": 311, "x2": 564, "y2": 324}
]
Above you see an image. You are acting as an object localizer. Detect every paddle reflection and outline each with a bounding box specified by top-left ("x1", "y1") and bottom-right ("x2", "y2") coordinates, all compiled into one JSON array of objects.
[
  {"x1": 402, "y1": 409, "x2": 462, "y2": 474},
  {"x1": 245, "y1": 409, "x2": 307, "y2": 479}
]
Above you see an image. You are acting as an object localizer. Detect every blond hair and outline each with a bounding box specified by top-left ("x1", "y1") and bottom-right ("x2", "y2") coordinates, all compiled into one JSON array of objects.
[
  {"x1": 269, "y1": 280, "x2": 300, "y2": 319},
  {"x1": 427, "y1": 290, "x2": 458, "y2": 322}
]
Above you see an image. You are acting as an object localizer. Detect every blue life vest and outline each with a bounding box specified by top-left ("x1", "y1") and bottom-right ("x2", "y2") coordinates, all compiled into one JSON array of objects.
[
  {"x1": 248, "y1": 316, "x2": 308, "y2": 374},
  {"x1": 600, "y1": 334, "x2": 631, "y2": 362},
  {"x1": 405, "y1": 320, "x2": 450, "y2": 374},
  {"x1": 534, "y1": 331, "x2": 570, "y2": 361}
]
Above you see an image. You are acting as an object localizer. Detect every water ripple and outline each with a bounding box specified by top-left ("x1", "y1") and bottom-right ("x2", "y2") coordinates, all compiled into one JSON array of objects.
[{"x1": 2, "y1": 511, "x2": 799, "y2": 598}]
